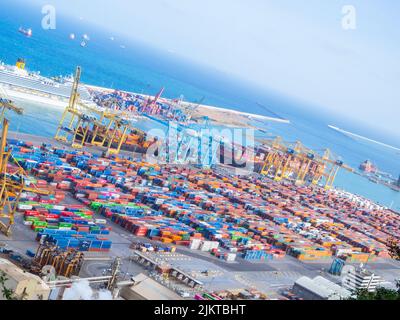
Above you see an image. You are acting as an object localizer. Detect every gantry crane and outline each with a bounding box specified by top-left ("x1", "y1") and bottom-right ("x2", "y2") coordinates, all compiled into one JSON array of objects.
[
  {"x1": 54, "y1": 66, "x2": 83, "y2": 145},
  {"x1": 0, "y1": 118, "x2": 51, "y2": 236},
  {"x1": 317, "y1": 149, "x2": 354, "y2": 189},
  {"x1": 259, "y1": 136, "x2": 354, "y2": 189},
  {"x1": 260, "y1": 136, "x2": 284, "y2": 175},
  {"x1": 0, "y1": 93, "x2": 24, "y2": 123},
  {"x1": 0, "y1": 93, "x2": 51, "y2": 235},
  {"x1": 273, "y1": 140, "x2": 302, "y2": 181},
  {"x1": 55, "y1": 67, "x2": 138, "y2": 155},
  {"x1": 143, "y1": 87, "x2": 165, "y2": 114}
]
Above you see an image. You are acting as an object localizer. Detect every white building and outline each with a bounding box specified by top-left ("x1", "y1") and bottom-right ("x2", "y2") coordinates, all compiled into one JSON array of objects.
[{"x1": 342, "y1": 267, "x2": 382, "y2": 292}]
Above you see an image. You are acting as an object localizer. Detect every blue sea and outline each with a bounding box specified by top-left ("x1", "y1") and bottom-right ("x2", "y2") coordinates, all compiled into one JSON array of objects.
[{"x1": 1, "y1": 1, "x2": 400, "y2": 210}]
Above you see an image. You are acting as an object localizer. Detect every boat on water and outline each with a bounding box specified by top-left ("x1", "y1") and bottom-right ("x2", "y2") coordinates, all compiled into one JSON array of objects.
[
  {"x1": 0, "y1": 58, "x2": 92, "y2": 101},
  {"x1": 18, "y1": 27, "x2": 32, "y2": 37},
  {"x1": 359, "y1": 160, "x2": 378, "y2": 173}
]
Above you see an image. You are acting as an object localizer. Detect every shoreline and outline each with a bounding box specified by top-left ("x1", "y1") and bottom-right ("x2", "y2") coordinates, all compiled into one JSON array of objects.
[
  {"x1": 86, "y1": 84, "x2": 291, "y2": 126},
  {"x1": 1, "y1": 81, "x2": 290, "y2": 128}
]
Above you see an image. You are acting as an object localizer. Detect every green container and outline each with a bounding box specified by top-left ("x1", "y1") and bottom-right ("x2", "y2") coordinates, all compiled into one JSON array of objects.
[
  {"x1": 25, "y1": 216, "x2": 39, "y2": 222},
  {"x1": 59, "y1": 222, "x2": 73, "y2": 228},
  {"x1": 33, "y1": 221, "x2": 47, "y2": 227},
  {"x1": 181, "y1": 234, "x2": 190, "y2": 241}
]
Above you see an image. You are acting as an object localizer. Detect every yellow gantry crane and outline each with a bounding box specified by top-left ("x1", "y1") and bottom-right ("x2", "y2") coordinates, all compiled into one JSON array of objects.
[
  {"x1": 259, "y1": 136, "x2": 354, "y2": 189},
  {"x1": 0, "y1": 97, "x2": 24, "y2": 123},
  {"x1": 260, "y1": 136, "x2": 284, "y2": 175},
  {"x1": 54, "y1": 67, "x2": 136, "y2": 155},
  {"x1": 0, "y1": 94, "x2": 51, "y2": 236},
  {"x1": 0, "y1": 118, "x2": 51, "y2": 236},
  {"x1": 55, "y1": 66, "x2": 85, "y2": 146},
  {"x1": 317, "y1": 149, "x2": 354, "y2": 189},
  {"x1": 273, "y1": 140, "x2": 302, "y2": 182},
  {"x1": 0, "y1": 118, "x2": 24, "y2": 235}
]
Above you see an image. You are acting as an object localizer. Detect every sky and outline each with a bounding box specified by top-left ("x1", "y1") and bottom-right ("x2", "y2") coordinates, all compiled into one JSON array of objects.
[{"x1": 14, "y1": 0, "x2": 400, "y2": 138}]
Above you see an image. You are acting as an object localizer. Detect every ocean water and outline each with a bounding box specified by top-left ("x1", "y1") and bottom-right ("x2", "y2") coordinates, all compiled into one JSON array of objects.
[{"x1": 1, "y1": 2, "x2": 399, "y2": 210}]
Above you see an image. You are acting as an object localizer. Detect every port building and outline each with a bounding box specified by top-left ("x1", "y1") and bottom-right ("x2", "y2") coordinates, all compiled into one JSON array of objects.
[
  {"x1": 119, "y1": 273, "x2": 182, "y2": 300},
  {"x1": 292, "y1": 276, "x2": 352, "y2": 300},
  {"x1": 342, "y1": 267, "x2": 382, "y2": 292},
  {"x1": 0, "y1": 258, "x2": 50, "y2": 300}
]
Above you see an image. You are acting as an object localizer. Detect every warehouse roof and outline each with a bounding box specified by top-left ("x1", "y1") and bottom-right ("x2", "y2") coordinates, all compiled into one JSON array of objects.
[
  {"x1": 294, "y1": 276, "x2": 351, "y2": 300},
  {"x1": 123, "y1": 273, "x2": 182, "y2": 300}
]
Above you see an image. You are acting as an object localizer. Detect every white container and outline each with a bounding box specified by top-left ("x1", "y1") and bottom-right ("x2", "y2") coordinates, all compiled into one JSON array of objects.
[
  {"x1": 225, "y1": 253, "x2": 237, "y2": 262},
  {"x1": 95, "y1": 219, "x2": 107, "y2": 225},
  {"x1": 18, "y1": 204, "x2": 33, "y2": 210},
  {"x1": 190, "y1": 239, "x2": 202, "y2": 250}
]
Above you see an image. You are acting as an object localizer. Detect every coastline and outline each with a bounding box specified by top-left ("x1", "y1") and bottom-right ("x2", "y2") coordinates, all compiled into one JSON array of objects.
[
  {"x1": 86, "y1": 84, "x2": 291, "y2": 127},
  {"x1": 1, "y1": 80, "x2": 290, "y2": 129}
]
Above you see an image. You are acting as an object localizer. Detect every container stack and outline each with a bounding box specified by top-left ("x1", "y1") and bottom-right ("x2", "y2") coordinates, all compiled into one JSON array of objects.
[{"x1": 9, "y1": 139, "x2": 400, "y2": 262}]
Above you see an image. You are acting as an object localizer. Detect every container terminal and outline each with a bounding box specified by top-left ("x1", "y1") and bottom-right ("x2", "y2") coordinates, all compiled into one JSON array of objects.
[{"x1": 0, "y1": 66, "x2": 400, "y2": 301}]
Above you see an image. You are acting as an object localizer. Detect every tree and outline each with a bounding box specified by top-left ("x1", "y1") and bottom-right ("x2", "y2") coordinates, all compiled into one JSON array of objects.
[
  {"x1": 348, "y1": 238, "x2": 400, "y2": 300},
  {"x1": 348, "y1": 287, "x2": 400, "y2": 300},
  {"x1": 0, "y1": 271, "x2": 29, "y2": 300},
  {"x1": 0, "y1": 271, "x2": 16, "y2": 300}
]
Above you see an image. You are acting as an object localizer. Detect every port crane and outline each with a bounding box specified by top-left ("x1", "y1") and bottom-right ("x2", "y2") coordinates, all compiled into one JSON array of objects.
[
  {"x1": 259, "y1": 137, "x2": 354, "y2": 189},
  {"x1": 0, "y1": 96, "x2": 24, "y2": 123},
  {"x1": 143, "y1": 87, "x2": 165, "y2": 114},
  {"x1": 0, "y1": 92, "x2": 51, "y2": 235},
  {"x1": 55, "y1": 67, "x2": 139, "y2": 155},
  {"x1": 0, "y1": 117, "x2": 51, "y2": 236},
  {"x1": 317, "y1": 149, "x2": 354, "y2": 189}
]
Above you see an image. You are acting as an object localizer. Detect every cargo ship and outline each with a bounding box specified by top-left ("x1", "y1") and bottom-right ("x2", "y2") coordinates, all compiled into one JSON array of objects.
[
  {"x1": 0, "y1": 58, "x2": 92, "y2": 102},
  {"x1": 359, "y1": 160, "x2": 377, "y2": 173},
  {"x1": 18, "y1": 27, "x2": 32, "y2": 37}
]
